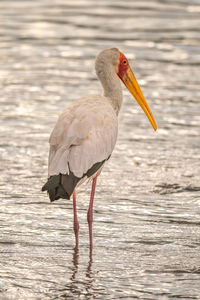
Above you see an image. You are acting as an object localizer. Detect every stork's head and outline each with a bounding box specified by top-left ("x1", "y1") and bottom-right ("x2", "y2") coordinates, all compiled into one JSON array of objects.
[{"x1": 95, "y1": 48, "x2": 157, "y2": 131}]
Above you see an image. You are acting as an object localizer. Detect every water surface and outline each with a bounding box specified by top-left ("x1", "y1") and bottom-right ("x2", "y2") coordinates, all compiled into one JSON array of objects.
[{"x1": 0, "y1": 0, "x2": 200, "y2": 299}]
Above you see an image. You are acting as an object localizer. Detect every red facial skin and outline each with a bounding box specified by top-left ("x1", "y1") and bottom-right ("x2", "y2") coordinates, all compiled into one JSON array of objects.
[{"x1": 117, "y1": 52, "x2": 130, "y2": 82}]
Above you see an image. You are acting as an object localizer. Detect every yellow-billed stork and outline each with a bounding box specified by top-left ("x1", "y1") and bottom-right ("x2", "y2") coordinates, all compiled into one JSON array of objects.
[{"x1": 42, "y1": 48, "x2": 157, "y2": 250}]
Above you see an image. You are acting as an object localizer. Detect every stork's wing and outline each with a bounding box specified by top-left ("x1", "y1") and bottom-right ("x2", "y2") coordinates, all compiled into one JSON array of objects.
[{"x1": 48, "y1": 96, "x2": 118, "y2": 179}]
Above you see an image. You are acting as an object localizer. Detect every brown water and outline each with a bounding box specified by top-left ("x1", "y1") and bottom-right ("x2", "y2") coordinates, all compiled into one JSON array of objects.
[{"x1": 0, "y1": 0, "x2": 200, "y2": 299}]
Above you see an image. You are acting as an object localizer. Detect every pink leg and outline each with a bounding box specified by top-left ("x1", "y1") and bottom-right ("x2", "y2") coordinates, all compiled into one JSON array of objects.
[
  {"x1": 73, "y1": 190, "x2": 79, "y2": 248},
  {"x1": 87, "y1": 174, "x2": 98, "y2": 251}
]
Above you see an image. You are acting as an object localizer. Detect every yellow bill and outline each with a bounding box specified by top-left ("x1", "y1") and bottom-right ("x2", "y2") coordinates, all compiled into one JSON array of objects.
[{"x1": 122, "y1": 66, "x2": 157, "y2": 131}]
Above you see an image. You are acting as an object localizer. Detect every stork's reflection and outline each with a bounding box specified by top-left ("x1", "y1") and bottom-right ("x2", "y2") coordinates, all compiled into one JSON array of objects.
[
  {"x1": 50, "y1": 246, "x2": 95, "y2": 298},
  {"x1": 57, "y1": 246, "x2": 94, "y2": 299},
  {"x1": 71, "y1": 246, "x2": 79, "y2": 281},
  {"x1": 71, "y1": 245, "x2": 93, "y2": 279}
]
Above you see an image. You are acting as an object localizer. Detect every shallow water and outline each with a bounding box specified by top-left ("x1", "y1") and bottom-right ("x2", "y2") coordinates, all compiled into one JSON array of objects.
[{"x1": 0, "y1": 0, "x2": 200, "y2": 299}]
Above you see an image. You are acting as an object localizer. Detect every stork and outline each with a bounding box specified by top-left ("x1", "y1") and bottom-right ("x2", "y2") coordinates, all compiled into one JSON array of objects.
[{"x1": 42, "y1": 48, "x2": 157, "y2": 250}]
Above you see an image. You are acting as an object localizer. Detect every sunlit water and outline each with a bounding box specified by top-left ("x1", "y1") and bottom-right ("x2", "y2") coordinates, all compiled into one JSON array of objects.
[{"x1": 0, "y1": 0, "x2": 200, "y2": 299}]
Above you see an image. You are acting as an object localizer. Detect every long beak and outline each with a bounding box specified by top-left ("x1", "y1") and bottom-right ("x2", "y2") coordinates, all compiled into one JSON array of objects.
[{"x1": 122, "y1": 67, "x2": 157, "y2": 131}]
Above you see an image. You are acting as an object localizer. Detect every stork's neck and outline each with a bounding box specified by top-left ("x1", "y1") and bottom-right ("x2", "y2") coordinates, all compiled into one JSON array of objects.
[{"x1": 97, "y1": 65, "x2": 123, "y2": 115}]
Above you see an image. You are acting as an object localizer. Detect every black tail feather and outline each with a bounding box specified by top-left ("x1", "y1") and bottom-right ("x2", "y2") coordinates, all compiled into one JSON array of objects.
[
  {"x1": 42, "y1": 172, "x2": 80, "y2": 202},
  {"x1": 42, "y1": 156, "x2": 110, "y2": 202}
]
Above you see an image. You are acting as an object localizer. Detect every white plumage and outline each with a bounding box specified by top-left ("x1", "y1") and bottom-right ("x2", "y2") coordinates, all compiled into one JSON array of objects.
[{"x1": 48, "y1": 95, "x2": 118, "y2": 179}]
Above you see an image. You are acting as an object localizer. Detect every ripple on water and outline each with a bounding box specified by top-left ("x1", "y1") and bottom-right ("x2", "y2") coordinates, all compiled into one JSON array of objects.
[{"x1": 0, "y1": 0, "x2": 200, "y2": 299}]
